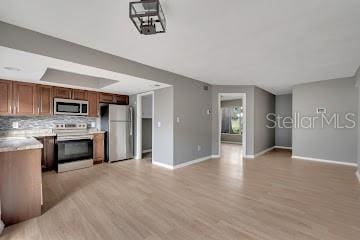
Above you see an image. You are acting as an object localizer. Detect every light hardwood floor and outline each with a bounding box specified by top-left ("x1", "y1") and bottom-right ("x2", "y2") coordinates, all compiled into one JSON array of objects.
[{"x1": 2, "y1": 144, "x2": 360, "y2": 240}]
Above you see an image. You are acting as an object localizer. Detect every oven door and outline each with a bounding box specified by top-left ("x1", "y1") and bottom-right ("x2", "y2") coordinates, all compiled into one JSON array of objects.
[{"x1": 57, "y1": 138, "x2": 93, "y2": 164}]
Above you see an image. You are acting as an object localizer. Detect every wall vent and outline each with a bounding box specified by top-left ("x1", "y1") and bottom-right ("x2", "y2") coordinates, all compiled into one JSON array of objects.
[{"x1": 203, "y1": 85, "x2": 209, "y2": 91}]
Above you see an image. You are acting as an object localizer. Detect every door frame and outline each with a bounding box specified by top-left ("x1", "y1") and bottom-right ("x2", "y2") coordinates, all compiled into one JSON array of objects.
[
  {"x1": 218, "y1": 93, "x2": 246, "y2": 157},
  {"x1": 135, "y1": 91, "x2": 154, "y2": 160}
]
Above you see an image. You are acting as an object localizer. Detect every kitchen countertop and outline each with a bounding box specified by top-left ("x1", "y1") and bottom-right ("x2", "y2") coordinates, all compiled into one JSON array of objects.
[
  {"x1": 0, "y1": 129, "x2": 56, "y2": 138},
  {"x1": 0, "y1": 137, "x2": 43, "y2": 153}
]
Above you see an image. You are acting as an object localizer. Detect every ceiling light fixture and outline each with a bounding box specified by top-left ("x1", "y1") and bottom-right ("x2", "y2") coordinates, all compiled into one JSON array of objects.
[
  {"x1": 3, "y1": 66, "x2": 21, "y2": 72},
  {"x1": 129, "y1": 0, "x2": 166, "y2": 35}
]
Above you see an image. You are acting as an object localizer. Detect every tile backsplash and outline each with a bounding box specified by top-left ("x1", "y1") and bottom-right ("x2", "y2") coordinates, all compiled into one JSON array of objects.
[{"x1": 0, "y1": 116, "x2": 98, "y2": 131}]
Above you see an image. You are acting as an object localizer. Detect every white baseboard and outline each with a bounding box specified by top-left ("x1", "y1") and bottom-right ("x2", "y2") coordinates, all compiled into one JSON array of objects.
[
  {"x1": 254, "y1": 146, "x2": 275, "y2": 158},
  {"x1": 244, "y1": 155, "x2": 255, "y2": 159},
  {"x1": 174, "y1": 155, "x2": 212, "y2": 169},
  {"x1": 221, "y1": 141, "x2": 242, "y2": 145},
  {"x1": 211, "y1": 155, "x2": 220, "y2": 158},
  {"x1": 142, "y1": 149, "x2": 152, "y2": 153},
  {"x1": 152, "y1": 161, "x2": 174, "y2": 169},
  {"x1": 274, "y1": 146, "x2": 292, "y2": 150},
  {"x1": 356, "y1": 170, "x2": 360, "y2": 182},
  {"x1": 152, "y1": 155, "x2": 213, "y2": 170},
  {"x1": 291, "y1": 155, "x2": 357, "y2": 167}
]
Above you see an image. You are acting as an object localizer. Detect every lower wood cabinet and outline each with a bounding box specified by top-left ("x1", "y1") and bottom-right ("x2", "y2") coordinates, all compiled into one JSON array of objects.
[
  {"x1": 93, "y1": 133, "x2": 105, "y2": 164},
  {"x1": 36, "y1": 136, "x2": 55, "y2": 171}
]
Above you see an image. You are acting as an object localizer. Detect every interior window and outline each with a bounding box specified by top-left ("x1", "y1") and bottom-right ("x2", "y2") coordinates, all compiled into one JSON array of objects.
[{"x1": 221, "y1": 106, "x2": 243, "y2": 135}]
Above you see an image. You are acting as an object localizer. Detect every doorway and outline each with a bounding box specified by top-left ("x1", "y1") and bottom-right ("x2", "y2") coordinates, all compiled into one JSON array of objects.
[
  {"x1": 135, "y1": 91, "x2": 154, "y2": 161},
  {"x1": 218, "y1": 93, "x2": 246, "y2": 158}
]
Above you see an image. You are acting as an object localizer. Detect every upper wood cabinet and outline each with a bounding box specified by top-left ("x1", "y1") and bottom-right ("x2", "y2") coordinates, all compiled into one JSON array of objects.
[
  {"x1": 13, "y1": 82, "x2": 37, "y2": 115},
  {"x1": 53, "y1": 87, "x2": 72, "y2": 99},
  {"x1": 88, "y1": 91, "x2": 99, "y2": 117},
  {"x1": 0, "y1": 80, "x2": 129, "y2": 116},
  {"x1": 72, "y1": 89, "x2": 88, "y2": 100},
  {"x1": 37, "y1": 85, "x2": 53, "y2": 116},
  {"x1": 0, "y1": 80, "x2": 13, "y2": 115},
  {"x1": 99, "y1": 93, "x2": 114, "y2": 103},
  {"x1": 114, "y1": 95, "x2": 129, "y2": 105}
]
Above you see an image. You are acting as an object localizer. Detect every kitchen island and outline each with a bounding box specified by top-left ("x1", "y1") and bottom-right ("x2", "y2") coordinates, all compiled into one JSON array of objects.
[{"x1": 0, "y1": 137, "x2": 43, "y2": 226}]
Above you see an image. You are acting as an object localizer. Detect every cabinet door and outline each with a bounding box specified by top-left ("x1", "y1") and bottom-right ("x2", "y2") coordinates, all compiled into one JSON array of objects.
[
  {"x1": 0, "y1": 80, "x2": 13, "y2": 115},
  {"x1": 114, "y1": 95, "x2": 129, "y2": 105},
  {"x1": 13, "y1": 82, "x2": 37, "y2": 115},
  {"x1": 99, "y1": 93, "x2": 114, "y2": 103},
  {"x1": 88, "y1": 91, "x2": 99, "y2": 117},
  {"x1": 53, "y1": 87, "x2": 72, "y2": 99},
  {"x1": 37, "y1": 85, "x2": 53, "y2": 116},
  {"x1": 93, "y1": 133, "x2": 104, "y2": 164},
  {"x1": 72, "y1": 89, "x2": 88, "y2": 100}
]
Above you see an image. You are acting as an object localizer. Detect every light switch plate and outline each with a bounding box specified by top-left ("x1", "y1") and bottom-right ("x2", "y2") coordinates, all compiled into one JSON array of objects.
[{"x1": 157, "y1": 121, "x2": 161, "y2": 128}]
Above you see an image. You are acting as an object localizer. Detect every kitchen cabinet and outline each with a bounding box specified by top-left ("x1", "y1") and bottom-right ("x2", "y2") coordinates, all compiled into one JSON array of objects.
[
  {"x1": 37, "y1": 85, "x2": 53, "y2": 116},
  {"x1": 13, "y1": 82, "x2": 37, "y2": 115},
  {"x1": 0, "y1": 79, "x2": 129, "y2": 116},
  {"x1": 114, "y1": 95, "x2": 129, "y2": 105},
  {"x1": 36, "y1": 137, "x2": 55, "y2": 171},
  {"x1": 93, "y1": 133, "x2": 104, "y2": 164},
  {"x1": 99, "y1": 93, "x2": 114, "y2": 103},
  {"x1": 0, "y1": 148, "x2": 42, "y2": 226},
  {"x1": 72, "y1": 89, "x2": 88, "y2": 100},
  {"x1": 0, "y1": 80, "x2": 13, "y2": 115},
  {"x1": 53, "y1": 87, "x2": 72, "y2": 99},
  {"x1": 88, "y1": 91, "x2": 99, "y2": 117}
]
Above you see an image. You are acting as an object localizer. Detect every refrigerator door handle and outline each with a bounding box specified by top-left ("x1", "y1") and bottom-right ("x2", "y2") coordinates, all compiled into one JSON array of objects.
[{"x1": 129, "y1": 107, "x2": 133, "y2": 136}]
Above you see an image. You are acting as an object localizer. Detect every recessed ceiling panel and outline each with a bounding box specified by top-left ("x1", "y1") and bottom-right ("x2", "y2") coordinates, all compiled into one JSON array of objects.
[{"x1": 41, "y1": 68, "x2": 118, "y2": 89}]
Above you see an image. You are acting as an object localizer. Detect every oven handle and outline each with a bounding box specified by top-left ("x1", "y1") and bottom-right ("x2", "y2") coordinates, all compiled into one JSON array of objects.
[{"x1": 57, "y1": 136, "x2": 93, "y2": 141}]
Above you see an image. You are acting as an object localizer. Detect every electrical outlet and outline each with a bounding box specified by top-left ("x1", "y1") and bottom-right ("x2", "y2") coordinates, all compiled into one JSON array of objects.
[
  {"x1": 197, "y1": 145, "x2": 201, "y2": 152},
  {"x1": 12, "y1": 121, "x2": 19, "y2": 129}
]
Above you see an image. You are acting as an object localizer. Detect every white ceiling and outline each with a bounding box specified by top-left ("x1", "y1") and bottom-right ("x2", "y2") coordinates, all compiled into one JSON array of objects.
[
  {"x1": 1, "y1": 0, "x2": 360, "y2": 94},
  {"x1": 0, "y1": 47, "x2": 169, "y2": 94}
]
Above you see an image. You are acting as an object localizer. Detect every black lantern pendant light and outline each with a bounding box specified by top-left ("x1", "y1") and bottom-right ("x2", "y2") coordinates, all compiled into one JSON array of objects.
[{"x1": 129, "y1": 0, "x2": 166, "y2": 35}]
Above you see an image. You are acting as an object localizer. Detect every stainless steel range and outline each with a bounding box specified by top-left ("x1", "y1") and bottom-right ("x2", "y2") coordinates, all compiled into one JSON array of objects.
[{"x1": 55, "y1": 123, "x2": 93, "y2": 172}]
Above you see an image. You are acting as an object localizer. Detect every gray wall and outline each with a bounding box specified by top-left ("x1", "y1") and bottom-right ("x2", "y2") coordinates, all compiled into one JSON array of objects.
[
  {"x1": 254, "y1": 87, "x2": 276, "y2": 153},
  {"x1": 292, "y1": 77, "x2": 357, "y2": 164},
  {"x1": 142, "y1": 119, "x2": 152, "y2": 151},
  {"x1": 141, "y1": 95, "x2": 152, "y2": 119},
  {"x1": 173, "y1": 80, "x2": 212, "y2": 165},
  {"x1": 221, "y1": 99, "x2": 242, "y2": 143},
  {"x1": 275, "y1": 94, "x2": 292, "y2": 148},
  {"x1": 141, "y1": 95, "x2": 153, "y2": 151}
]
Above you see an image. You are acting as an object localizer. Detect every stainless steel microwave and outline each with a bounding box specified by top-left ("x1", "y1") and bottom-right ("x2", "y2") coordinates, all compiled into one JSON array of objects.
[{"x1": 54, "y1": 98, "x2": 88, "y2": 116}]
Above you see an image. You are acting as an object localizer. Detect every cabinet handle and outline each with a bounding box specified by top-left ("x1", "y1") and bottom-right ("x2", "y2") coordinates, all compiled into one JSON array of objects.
[{"x1": 10, "y1": 105, "x2": 12, "y2": 114}]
